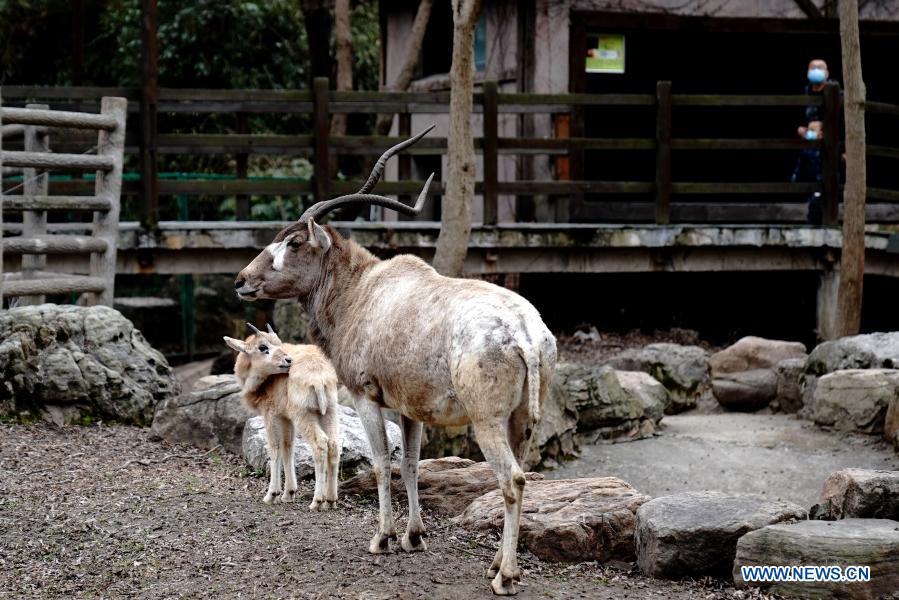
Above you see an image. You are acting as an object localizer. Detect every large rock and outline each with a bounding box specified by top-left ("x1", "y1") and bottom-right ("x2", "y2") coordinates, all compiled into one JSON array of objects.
[
  {"x1": 734, "y1": 519, "x2": 899, "y2": 599},
  {"x1": 529, "y1": 363, "x2": 653, "y2": 469},
  {"x1": 810, "y1": 469, "x2": 899, "y2": 521},
  {"x1": 710, "y1": 337, "x2": 807, "y2": 412},
  {"x1": 801, "y1": 331, "x2": 899, "y2": 413},
  {"x1": 242, "y1": 404, "x2": 401, "y2": 477},
  {"x1": 0, "y1": 304, "x2": 177, "y2": 425},
  {"x1": 616, "y1": 370, "x2": 669, "y2": 424},
  {"x1": 885, "y1": 394, "x2": 899, "y2": 449},
  {"x1": 635, "y1": 491, "x2": 806, "y2": 578},
  {"x1": 151, "y1": 374, "x2": 251, "y2": 455},
  {"x1": 455, "y1": 477, "x2": 650, "y2": 562},
  {"x1": 710, "y1": 336, "x2": 807, "y2": 374},
  {"x1": 810, "y1": 369, "x2": 899, "y2": 434},
  {"x1": 606, "y1": 343, "x2": 709, "y2": 413},
  {"x1": 774, "y1": 357, "x2": 805, "y2": 413},
  {"x1": 712, "y1": 369, "x2": 778, "y2": 412},
  {"x1": 341, "y1": 456, "x2": 543, "y2": 517}
]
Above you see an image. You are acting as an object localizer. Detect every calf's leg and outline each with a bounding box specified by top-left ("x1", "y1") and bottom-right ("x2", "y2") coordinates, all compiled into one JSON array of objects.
[{"x1": 263, "y1": 414, "x2": 284, "y2": 504}]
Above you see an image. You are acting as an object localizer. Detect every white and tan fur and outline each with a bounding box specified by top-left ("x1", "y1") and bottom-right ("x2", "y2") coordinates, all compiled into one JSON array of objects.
[
  {"x1": 234, "y1": 220, "x2": 557, "y2": 596},
  {"x1": 225, "y1": 328, "x2": 340, "y2": 510}
]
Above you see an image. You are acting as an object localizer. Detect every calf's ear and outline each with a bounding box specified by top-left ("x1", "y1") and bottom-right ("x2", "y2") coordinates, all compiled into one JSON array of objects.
[
  {"x1": 223, "y1": 336, "x2": 248, "y2": 353},
  {"x1": 307, "y1": 218, "x2": 332, "y2": 252}
]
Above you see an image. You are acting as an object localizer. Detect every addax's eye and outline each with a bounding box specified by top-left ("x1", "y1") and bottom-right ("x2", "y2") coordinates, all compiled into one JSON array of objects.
[
  {"x1": 259, "y1": 345, "x2": 268, "y2": 353},
  {"x1": 287, "y1": 240, "x2": 301, "y2": 250}
]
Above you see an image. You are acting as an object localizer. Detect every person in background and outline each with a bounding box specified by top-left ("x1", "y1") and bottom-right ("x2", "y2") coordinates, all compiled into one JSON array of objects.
[
  {"x1": 793, "y1": 120, "x2": 824, "y2": 225},
  {"x1": 798, "y1": 59, "x2": 836, "y2": 136}
]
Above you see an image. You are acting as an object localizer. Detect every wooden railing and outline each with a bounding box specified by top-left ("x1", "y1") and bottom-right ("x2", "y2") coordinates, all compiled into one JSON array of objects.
[
  {"x1": 0, "y1": 97, "x2": 126, "y2": 306},
  {"x1": 2, "y1": 80, "x2": 899, "y2": 227}
]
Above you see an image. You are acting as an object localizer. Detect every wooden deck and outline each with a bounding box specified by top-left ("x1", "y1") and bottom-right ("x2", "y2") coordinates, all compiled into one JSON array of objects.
[{"x1": 4, "y1": 220, "x2": 897, "y2": 278}]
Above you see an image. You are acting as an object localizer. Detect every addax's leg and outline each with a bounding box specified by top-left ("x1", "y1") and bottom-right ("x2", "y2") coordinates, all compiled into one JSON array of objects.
[
  {"x1": 297, "y1": 416, "x2": 329, "y2": 510},
  {"x1": 399, "y1": 415, "x2": 426, "y2": 552},
  {"x1": 354, "y1": 395, "x2": 396, "y2": 553},
  {"x1": 473, "y1": 419, "x2": 526, "y2": 596},
  {"x1": 322, "y1": 406, "x2": 341, "y2": 508},
  {"x1": 263, "y1": 414, "x2": 284, "y2": 504},
  {"x1": 280, "y1": 417, "x2": 297, "y2": 503}
]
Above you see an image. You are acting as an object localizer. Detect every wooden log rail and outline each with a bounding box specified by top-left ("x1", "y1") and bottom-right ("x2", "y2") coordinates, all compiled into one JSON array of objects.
[
  {"x1": 4, "y1": 83, "x2": 899, "y2": 227},
  {"x1": 1, "y1": 97, "x2": 127, "y2": 306}
]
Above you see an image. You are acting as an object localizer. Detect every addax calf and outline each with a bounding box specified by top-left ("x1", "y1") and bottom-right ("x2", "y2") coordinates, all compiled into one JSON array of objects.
[{"x1": 225, "y1": 324, "x2": 340, "y2": 510}]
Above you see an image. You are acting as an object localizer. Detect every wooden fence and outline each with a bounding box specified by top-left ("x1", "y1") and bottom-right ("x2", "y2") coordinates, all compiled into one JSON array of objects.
[{"x1": 2, "y1": 79, "x2": 899, "y2": 227}]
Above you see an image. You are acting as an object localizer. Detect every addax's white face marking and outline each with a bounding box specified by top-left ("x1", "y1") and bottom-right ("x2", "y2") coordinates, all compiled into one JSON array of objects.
[{"x1": 267, "y1": 240, "x2": 289, "y2": 272}]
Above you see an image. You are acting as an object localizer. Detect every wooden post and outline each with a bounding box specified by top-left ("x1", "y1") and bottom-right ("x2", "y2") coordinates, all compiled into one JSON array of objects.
[
  {"x1": 140, "y1": 0, "x2": 159, "y2": 230},
  {"x1": 312, "y1": 77, "x2": 330, "y2": 205},
  {"x1": 1, "y1": 88, "x2": 4, "y2": 308},
  {"x1": 235, "y1": 112, "x2": 249, "y2": 220},
  {"x1": 655, "y1": 81, "x2": 673, "y2": 225},
  {"x1": 482, "y1": 80, "x2": 499, "y2": 226},
  {"x1": 822, "y1": 83, "x2": 842, "y2": 227},
  {"x1": 20, "y1": 103, "x2": 49, "y2": 305},
  {"x1": 89, "y1": 97, "x2": 127, "y2": 306}
]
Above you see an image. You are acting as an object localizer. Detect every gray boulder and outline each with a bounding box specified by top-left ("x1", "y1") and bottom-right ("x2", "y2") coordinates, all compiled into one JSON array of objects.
[
  {"x1": 885, "y1": 394, "x2": 899, "y2": 449},
  {"x1": 0, "y1": 304, "x2": 177, "y2": 425},
  {"x1": 529, "y1": 363, "x2": 651, "y2": 469},
  {"x1": 810, "y1": 469, "x2": 899, "y2": 521},
  {"x1": 455, "y1": 477, "x2": 650, "y2": 562},
  {"x1": 635, "y1": 491, "x2": 806, "y2": 578},
  {"x1": 774, "y1": 357, "x2": 805, "y2": 413},
  {"x1": 616, "y1": 370, "x2": 669, "y2": 424},
  {"x1": 242, "y1": 404, "x2": 401, "y2": 477},
  {"x1": 712, "y1": 369, "x2": 778, "y2": 412},
  {"x1": 710, "y1": 337, "x2": 807, "y2": 412},
  {"x1": 606, "y1": 343, "x2": 709, "y2": 413},
  {"x1": 734, "y1": 519, "x2": 899, "y2": 599},
  {"x1": 811, "y1": 369, "x2": 899, "y2": 434},
  {"x1": 151, "y1": 374, "x2": 251, "y2": 455},
  {"x1": 801, "y1": 331, "x2": 899, "y2": 413}
]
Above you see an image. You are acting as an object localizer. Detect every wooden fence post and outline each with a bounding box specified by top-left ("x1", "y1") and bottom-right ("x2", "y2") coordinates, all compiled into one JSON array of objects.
[
  {"x1": 312, "y1": 77, "x2": 330, "y2": 205},
  {"x1": 89, "y1": 97, "x2": 127, "y2": 306},
  {"x1": 655, "y1": 81, "x2": 673, "y2": 225},
  {"x1": 822, "y1": 83, "x2": 842, "y2": 227},
  {"x1": 235, "y1": 112, "x2": 249, "y2": 220},
  {"x1": 21, "y1": 103, "x2": 49, "y2": 305},
  {"x1": 1, "y1": 88, "x2": 4, "y2": 308},
  {"x1": 482, "y1": 80, "x2": 499, "y2": 226},
  {"x1": 140, "y1": 0, "x2": 159, "y2": 230}
]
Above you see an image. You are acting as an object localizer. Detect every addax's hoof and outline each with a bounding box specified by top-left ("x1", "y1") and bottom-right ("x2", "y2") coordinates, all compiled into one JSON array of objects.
[
  {"x1": 308, "y1": 499, "x2": 321, "y2": 511},
  {"x1": 368, "y1": 533, "x2": 395, "y2": 554},
  {"x1": 280, "y1": 490, "x2": 296, "y2": 503},
  {"x1": 400, "y1": 531, "x2": 428, "y2": 553},
  {"x1": 263, "y1": 492, "x2": 280, "y2": 505},
  {"x1": 491, "y1": 573, "x2": 518, "y2": 596}
]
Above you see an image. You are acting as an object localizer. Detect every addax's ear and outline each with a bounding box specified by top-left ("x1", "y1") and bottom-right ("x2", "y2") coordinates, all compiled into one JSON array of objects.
[
  {"x1": 306, "y1": 218, "x2": 332, "y2": 252},
  {"x1": 223, "y1": 336, "x2": 248, "y2": 353}
]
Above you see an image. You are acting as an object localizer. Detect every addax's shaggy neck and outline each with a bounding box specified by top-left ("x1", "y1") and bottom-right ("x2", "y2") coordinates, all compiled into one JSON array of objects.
[{"x1": 306, "y1": 230, "x2": 379, "y2": 357}]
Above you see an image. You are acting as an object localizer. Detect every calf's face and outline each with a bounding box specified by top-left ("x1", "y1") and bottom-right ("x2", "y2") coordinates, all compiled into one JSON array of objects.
[
  {"x1": 223, "y1": 332, "x2": 292, "y2": 377},
  {"x1": 234, "y1": 219, "x2": 332, "y2": 301}
]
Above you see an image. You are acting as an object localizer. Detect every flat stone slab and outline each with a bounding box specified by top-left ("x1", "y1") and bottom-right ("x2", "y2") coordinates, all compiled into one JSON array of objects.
[
  {"x1": 341, "y1": 456, "x2": 543, "y2": 517},
  {"x1": 810, "y1": 468, "x2": 899, "y2": 521},
  {"x1": 454, "y1": 477, "x2": 649, "y2": 563},
  {"x1": 635, "y1": 491, "x2": 806, "y2": 578},
  {"x1": 734, "y1": 519, "x2": 899, "y2": 599}
]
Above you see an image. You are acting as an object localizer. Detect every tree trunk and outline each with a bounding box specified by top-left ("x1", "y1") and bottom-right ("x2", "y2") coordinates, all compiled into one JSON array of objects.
[
  {"x1": 836, "y1": 0, "x2": 866, "y2": 337},
  {"x1": 374, "y1": 0, "x2": 433, "y2": 136},
  {"x1": 301, "y1": 0, "x2": 333, "y2": 88},
  {"x1": 432, "y1": 0, "x2": 481, "y2": 277},
  {"x1": 331, "y1": 0, "x2": 352, "y2": 138}
]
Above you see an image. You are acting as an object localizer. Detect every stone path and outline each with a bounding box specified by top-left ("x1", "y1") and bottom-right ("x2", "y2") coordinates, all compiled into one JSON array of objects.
[{"x1": 547, "y1": 413, "x2": 899, "y2": 508}]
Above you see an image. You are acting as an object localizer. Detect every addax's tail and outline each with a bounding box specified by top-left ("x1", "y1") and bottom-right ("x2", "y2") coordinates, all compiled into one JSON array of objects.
[
  {"x1": 312, "y1": 382, "x2": 331, "y2": 416},
  {"x1": 519, "y1": 348, "x2": 542, "y2": 423}
]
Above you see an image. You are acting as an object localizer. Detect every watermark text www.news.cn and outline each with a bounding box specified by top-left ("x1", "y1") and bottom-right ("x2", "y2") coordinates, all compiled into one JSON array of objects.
[{"x1": 740, "y1": 565, "x2": 871, "y2": 583}]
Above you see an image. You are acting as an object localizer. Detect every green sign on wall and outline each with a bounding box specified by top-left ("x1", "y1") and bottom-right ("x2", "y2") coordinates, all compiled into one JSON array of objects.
[{"x1": 586, "y1": 34, "x2": 625, "y2": 74}]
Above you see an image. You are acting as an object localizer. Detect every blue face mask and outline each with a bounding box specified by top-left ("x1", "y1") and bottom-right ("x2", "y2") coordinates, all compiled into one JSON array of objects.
[
  {"x1": 808, "y1": 68, "x2": 826, "y2": 84},
  {"x1": 805, "y1": 129, "x2": 819, "y2": 140}
]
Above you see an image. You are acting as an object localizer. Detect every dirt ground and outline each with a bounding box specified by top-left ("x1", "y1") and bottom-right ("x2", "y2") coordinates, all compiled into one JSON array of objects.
[{"x1": 0, "y1": 423, "x2": 781, "y2": 600}]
